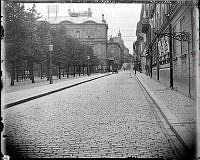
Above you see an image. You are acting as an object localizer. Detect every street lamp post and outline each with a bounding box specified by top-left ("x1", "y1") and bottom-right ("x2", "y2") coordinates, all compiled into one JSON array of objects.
[
  {"x1": 134, "y1": 58, "x2": 137, "y2": 75},
  {"x1": 87, "y1": 55, "x2": 90, "y2": 76},
  {"x1": 48, "y1": 44, "x2": 53, "y2": 84},
  {"x1": 169, "y1": 24, "x2": 173, "y2": 89},
  {"x1": 156, "y1": 39, "x2": 159, "y2": 81}
]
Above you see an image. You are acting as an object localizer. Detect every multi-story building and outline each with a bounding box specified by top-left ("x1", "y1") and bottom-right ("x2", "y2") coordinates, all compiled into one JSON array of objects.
[
  {"x1": 124, "y1": 46, "x2": 132, "y2": 63},
  {"x1": 136, "y1": 3, "x2": 199, "y2": 99},
  {"x1": 134, "y1": 5, "x2": 147, "y2": 73},
  {"x1": 108, "y1": 30, "x2": 132, "y2": 70},
  {"x1": 44, "y1": 8, "x2": 108, "y2": 70},
  {"x1": 107, "y1": 35, "x2": 121, "y2": 69}
]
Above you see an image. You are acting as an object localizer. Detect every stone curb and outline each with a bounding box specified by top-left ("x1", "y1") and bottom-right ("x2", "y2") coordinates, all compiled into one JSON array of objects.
[
  {"x1": 134, "y1": 73, "x2": 195, "y2": 151},
  {"x1": 4, "y1": 73, "x2": 112, "y2": 109}
]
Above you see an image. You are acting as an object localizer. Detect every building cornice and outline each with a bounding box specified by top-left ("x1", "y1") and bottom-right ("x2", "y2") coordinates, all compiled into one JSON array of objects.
[{"x1": 151, "y1": 3, "x2": 184, "y2": 46}]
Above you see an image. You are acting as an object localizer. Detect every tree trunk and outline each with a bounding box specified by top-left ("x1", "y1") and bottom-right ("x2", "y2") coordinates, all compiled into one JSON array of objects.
[
  {"x1": 16, "y1": 68, "x2": 19, "y2": 82},
  {"x1": 58, "y1": 64, "x2": 61, "y2": 79},
  {"x1": 40, "y1": 63, "x2": 43, "y2": 79},
  {"x1": 78, "y1": 65, "x2": 81, "y2": 76},
  {"x1": 47, "y1": 62, "x2": 49, "y2": 81},
  {"x1": 56, "y1": 68, "x2": 58, "y2": 78},
  {"x1": 73, "y1": 65, "x2": 76, "y2": 77},
  {"x1": 29, "y1": 61, "x2": 35, "y2": 83},
  {"x1": 83, "y1": 66, "x2": 85, "y2": 75},
  {"x1": 22, "y1": 70, "x2": 24, "y2": 80},
  {"x1": 87, "y1": 65, "x2": 90, "y2": 76},
  {"x1": 10, "y1": 63, "x2": 15, "y2": 86},
  {"x1": 62, "y1": 69, "x2": 64, "y2": 77},
  {"x1": 91, "y1": 65, "x2": 93, "y2": 74},
  {"x1": 67, "y1": 65, "x2": 69, "y2": 78}
]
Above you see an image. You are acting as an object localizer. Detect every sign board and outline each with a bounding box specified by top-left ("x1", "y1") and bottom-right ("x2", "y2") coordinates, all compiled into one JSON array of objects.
[{"x1": 158, "y1": 36, "x2": 169, "y2": 56}]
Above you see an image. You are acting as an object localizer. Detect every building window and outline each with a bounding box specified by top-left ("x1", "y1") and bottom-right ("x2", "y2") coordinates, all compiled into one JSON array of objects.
[
  {"x1": 173, "y1": 25, "x2": 177, "y2": 57},
  {"x1": 76, "y1": 31, "x2": 80, "y2": 38},
  {"x1": 159, "y1": 4, "x2": 161, "y2": 28},
  {"x1": 180, "y1": 16, "x2": 187, "y2": 56},
  {"x1": 156, "y1": 7, "x2": 159, "y2": 29},
  {"x1": 181, "y1": 60, "x2": 186, "y2": 72},
  {"x1": 192, "y1": 12, "x2": 195, "y2": 50},
  {"x1": 98, "y1": 47, "x2": 101, "y2": 55},
  {"x1": 146, "y1": 10, "x2": 148, "y2": 17},
  {"x1": 174, "y1": 61, "x2": 177, "y2": 72},
  {"x1": 166, "y1": 4, "x2": 169, "y2": 14},
  {"x1": 192, "y1": 58, "x2": 195, "y2": 73},
  {"x1": 161, "y1": 4, "x2": 165, "y2": 25}
]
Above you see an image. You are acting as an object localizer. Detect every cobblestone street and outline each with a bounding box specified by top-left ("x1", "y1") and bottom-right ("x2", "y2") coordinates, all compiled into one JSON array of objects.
[{"x1": 4, "y1": 71, "x2": 177, "y2": 158}]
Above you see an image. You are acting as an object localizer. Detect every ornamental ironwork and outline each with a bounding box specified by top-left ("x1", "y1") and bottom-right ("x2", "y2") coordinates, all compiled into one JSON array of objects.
[{"x1": 154, "y1": 30, "x2": 191, "y2": 42}]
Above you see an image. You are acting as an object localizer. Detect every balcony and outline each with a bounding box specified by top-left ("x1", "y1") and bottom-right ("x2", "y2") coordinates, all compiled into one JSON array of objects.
[{"x1": 141, "y1": 17, "x2": 150, "y2": 33}]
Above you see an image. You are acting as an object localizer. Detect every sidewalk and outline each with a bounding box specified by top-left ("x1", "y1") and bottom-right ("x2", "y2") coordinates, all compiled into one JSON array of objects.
[
  {"x1": 4, "y1": 74, "x2": 97, "y2": 93},
  {"x1": 133, "y1": 71, "x2": 196, "y2": 151},
  {"x1": 2, "y1": 73, "x2": 112, "y2": 108}
]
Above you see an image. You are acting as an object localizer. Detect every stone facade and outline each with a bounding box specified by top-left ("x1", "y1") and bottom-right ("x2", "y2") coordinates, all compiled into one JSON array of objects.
[
  {"x1": 45, "y1": 8, "x2": 108, "y2": 68},
  {"x1": 135, "y1": 3, "x2": 199, "y2": 99}
]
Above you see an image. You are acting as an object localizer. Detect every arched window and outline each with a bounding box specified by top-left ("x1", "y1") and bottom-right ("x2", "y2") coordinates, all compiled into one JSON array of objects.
[{"x1": 76, "y1": 31, "x2": 80, "y2": 38}]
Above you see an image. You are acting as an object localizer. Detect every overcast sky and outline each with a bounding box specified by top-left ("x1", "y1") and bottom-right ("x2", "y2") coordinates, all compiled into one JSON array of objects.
[{"x1": 26, "y1": 3, "x2": 142, "y2": 55}]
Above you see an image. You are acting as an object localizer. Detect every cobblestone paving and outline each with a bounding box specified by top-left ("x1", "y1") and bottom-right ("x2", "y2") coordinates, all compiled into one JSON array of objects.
[
  {"x1": 3, "y1": 71, "x2": 177, "y2": 158},
  {"x1": 136, "y1": 72, "x2": 196, "y2": 134}
]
